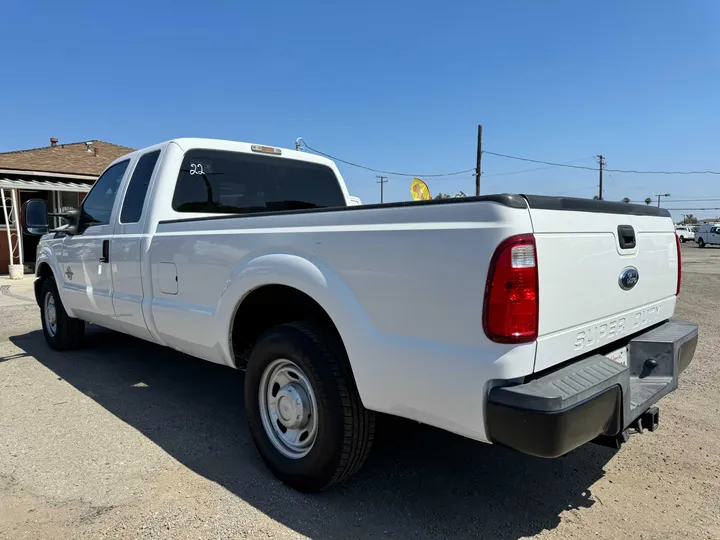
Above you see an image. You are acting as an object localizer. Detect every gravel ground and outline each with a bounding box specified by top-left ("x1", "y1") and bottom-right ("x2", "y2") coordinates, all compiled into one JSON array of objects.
[{"x1": 1, "y1": 244, "x2": 719, "y2": 539}]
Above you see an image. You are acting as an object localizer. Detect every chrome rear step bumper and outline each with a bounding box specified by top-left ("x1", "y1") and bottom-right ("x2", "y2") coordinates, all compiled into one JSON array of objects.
[{"x1": 486, "y1": 319, "x2": 698, "y2": 458}]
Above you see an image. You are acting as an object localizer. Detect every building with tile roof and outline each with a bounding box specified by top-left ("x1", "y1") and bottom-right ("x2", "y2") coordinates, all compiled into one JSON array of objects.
[{"x1": 0, "y1": 138, "x2": 134, "y2": 176}]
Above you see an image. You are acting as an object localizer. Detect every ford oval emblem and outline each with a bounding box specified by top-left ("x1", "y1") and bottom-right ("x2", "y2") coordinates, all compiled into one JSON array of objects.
[{"x1": 619, "y1": 267, "x2": 639, "y2": 291}]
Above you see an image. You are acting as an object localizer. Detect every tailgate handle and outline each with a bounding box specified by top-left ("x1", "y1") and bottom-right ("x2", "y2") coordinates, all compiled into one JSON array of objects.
[{"x1": 617, "y1": 225, "x2": 636, "y2": 249}]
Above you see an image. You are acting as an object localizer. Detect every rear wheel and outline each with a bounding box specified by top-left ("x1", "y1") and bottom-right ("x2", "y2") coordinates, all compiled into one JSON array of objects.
[
  {"x1": 40, "y1": 277, "x2": 85, "y2": 350},
  {"x1": 245, "y1": 321, "x2": 375, "y2": 492},
  {"x1": 699, "y1": 238, "x2": 705, "y2": 248}
]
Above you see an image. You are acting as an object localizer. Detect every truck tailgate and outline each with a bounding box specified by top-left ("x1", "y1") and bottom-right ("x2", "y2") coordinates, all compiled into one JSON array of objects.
[{"x1": 526, "y1": 196, "x2": 680, "y2": 372}]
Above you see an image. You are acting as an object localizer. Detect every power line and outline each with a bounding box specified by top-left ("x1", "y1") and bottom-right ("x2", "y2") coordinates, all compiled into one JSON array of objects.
[
  {"x1": 606, "y1": 167, "x2": 720, "y2": 175},
  {"x1": 664, "y1": 207, "x2": 720, "y2": 211},
  {"x1": 298, "y1": 138, "x2": 720, "y2": 179},
  {"x1": 484, "y1": 165, "x2": 563, "y2": 177},
  {"x1": 551, "y1": 184, "x2": 600, "y2": 196},
  {"x1": 483, "y1": 150, "x2": 720, "y2": 175},
  {"x1": 662, "y1": 198, "x2": 720, "y2": 203},
  {"x1": 483, "y1": 151, "x2": 603, "y2": 172},
  {"x1": 298, "y1": 139, "x2": 475, "y2": 178},
  {"x1": 483, "y1": 157, "x2": 596, "y2": 178}
]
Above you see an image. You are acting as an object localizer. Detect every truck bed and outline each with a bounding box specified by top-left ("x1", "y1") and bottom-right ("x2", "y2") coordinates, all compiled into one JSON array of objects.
[{"x1": 146, "y1": 193, "x2": 678, "y2": 442}]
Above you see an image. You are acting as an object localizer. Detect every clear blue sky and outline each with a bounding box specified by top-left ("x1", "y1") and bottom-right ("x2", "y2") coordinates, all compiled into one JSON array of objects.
[{"x1": 1, "y1": 1, "x2": 719, "y2": 219}]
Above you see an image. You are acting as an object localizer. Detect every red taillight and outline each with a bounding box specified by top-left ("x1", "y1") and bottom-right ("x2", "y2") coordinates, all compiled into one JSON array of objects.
[
  {"x1": 483, "y1": 234, "x2": 539, "y2": 343},
  {"x1": 675, "y1": 233, "x2": 682, "y2": 295}
]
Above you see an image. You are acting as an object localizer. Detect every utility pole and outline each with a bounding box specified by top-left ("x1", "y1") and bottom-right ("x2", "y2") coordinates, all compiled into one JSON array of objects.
[
  {"x1": 376, "y1": 175, "x2": 388, "y2": 204},
  {"x1": 475, "y1": 125, "x2": 483, "y2": 196},
  {"x1": 655, "y1": 193, "x2": 671, "y2": 207},
  {"x1": 597, "y1": 155, "x2": 605, "y2": 200}
]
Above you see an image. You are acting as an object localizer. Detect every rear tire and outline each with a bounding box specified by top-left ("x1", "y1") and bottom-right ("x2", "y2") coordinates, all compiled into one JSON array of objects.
[
  {"x1": 245, "y1": 321, "x2": 375, "y2": 492},
  {"x1": 40, "y1": 277, "x2": 85, "y2": 351},
  {"x1": 699, "y1": 238, "x2": 705, "y2": 248}
]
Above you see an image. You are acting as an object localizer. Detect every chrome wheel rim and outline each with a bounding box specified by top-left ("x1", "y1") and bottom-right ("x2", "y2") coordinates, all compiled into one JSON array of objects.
[
  {"x1": 259, "y1": 358, "x2": 318, "y2": 459},
  {"x1": 44, "y1": 292, "x2": 57, "y2": 337}
]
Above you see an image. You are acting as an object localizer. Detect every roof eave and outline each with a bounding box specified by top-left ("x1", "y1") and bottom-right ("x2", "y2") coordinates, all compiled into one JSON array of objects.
[
  {"x1": 0, "y1": 167, "x2": 98, "y2": 181},
  {"x1": 0, "y1": 177, "x2": 93, "y2": 193}
]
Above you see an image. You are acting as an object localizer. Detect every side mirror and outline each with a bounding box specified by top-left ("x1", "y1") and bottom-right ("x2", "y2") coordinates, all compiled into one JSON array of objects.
[
  {"x1": 56, "y1": 208, "x2": 81, "y2": 235},
  {"x1": 21, "y1": 199, "x2": 49, "y2": 236},
  {"x1": 21, "y1": 199, "x2": 81, "y2": 236}
]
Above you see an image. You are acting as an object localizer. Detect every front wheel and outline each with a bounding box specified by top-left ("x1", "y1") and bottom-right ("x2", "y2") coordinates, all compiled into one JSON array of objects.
[
  {"x1": 679, "y1": 236, "x2": 685, "y2": 243},
  {"x1": 40, "y1": 277, "x2": 85, "y2": 350},
  {"x1": 245, "y1": 322, "x2": 375, "y2": 492},
  {"x1": 699, "y1": 238, "x2": 705, "y2": 248}
]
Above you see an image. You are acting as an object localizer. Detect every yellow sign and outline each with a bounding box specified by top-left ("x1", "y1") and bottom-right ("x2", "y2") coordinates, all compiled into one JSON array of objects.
[{"x1": 410, "y1": 178, "x2": 431, "y2": 201}]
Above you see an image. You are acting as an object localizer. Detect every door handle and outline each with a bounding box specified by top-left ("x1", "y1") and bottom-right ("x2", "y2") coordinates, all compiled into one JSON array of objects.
[
  {"x1": 99, "y1": 239, "x2": 110, "y2": 263},
  {"x1": 617, "y1": 225, "x2": 636, "y2": 249}
]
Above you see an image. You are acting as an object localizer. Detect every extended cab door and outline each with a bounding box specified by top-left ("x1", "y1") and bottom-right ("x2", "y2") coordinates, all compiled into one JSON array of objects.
[
  {"x1": 60, "y1": 159, "x2": 131, "y2": 331},
  {"x1": 110, "y1": 148, "x2": 162, "y2": 341}
]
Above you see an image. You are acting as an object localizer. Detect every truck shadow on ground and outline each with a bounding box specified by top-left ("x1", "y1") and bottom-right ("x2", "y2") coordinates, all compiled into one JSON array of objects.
[{"x1": 11, "y1": 327, "x2": 617, "y2": 540}]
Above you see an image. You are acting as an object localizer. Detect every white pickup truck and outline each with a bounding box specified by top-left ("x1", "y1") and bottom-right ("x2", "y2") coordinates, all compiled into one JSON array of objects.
[{"x1": 21, "y1": 138, "x2": 698, "y2": 492}]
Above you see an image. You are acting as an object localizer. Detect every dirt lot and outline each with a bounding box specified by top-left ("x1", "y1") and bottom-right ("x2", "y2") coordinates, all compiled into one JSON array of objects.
[{"x1": 1, "y1": 244, "x2": 719, "y2": 539}]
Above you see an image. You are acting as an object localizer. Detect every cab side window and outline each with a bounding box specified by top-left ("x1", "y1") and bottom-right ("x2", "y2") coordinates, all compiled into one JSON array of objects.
[
  {"x1": 82, "y1": 160, "x2": 130, "y2": 226},
  {"x1": 121, "y1": 150, "x2": 161, "y2": 223}
]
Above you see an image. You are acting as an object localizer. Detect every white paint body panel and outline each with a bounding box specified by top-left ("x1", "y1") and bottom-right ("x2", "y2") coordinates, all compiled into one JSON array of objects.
[
  {"x1": 61, "y1": 224, "x2": 124, "y2": 332},
  {"x1": 33, "y1": 138, "x2": 679, "y2": 445},
  {"x1": 149, "y1": 202, "x2": 536, "y2": 441},
  {"x1": 530, "y1": 210, "x2": 678, "y2": 372}
]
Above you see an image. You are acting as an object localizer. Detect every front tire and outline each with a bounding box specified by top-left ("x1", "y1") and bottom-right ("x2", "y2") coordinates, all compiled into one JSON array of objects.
[
  {"x1": 699, "y1": 238, "x2": 706, "y2": 248},
  {"x1": 245, "y1": 322, "x2": 375, "y2": 492},
  {"x1": 40, "y1": 277, "x2": 85, "y2": 351},
  {"x1": 680, "y1": 236, "x2": 685, "y2": 243}
]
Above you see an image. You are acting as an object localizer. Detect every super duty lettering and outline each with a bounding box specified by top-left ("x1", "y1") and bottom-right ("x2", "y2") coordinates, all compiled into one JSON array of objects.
[{"x1": 574, "y1": 318, "x2": 626, "y2": 351}]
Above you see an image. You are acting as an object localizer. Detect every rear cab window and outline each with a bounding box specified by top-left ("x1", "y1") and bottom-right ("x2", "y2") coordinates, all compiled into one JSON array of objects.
[{"x1": 171, "y1": 149, "x2": 346, "y2": 214}]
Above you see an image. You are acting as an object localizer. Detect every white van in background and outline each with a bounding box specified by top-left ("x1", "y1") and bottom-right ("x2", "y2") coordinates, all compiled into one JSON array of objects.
[{"x1": 695, "y1": 223, "x2": 720, "y2": 247}]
